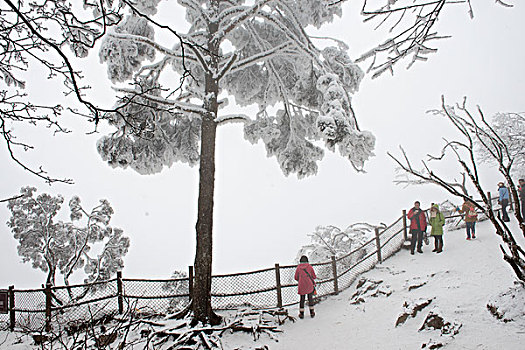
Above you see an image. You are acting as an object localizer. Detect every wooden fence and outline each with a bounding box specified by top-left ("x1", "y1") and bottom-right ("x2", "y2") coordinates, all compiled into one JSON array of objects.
[{"x1": 0, "y1": 195, "x2": 505, "y2": 332}]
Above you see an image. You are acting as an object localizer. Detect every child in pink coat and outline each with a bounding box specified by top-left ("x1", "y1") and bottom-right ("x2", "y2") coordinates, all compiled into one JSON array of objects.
[{"x1": 294, "y1": 255, "x2": 317, "y2": 318}]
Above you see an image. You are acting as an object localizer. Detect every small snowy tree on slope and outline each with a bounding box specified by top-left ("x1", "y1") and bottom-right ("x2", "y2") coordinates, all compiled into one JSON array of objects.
[
  {"x1": 96, "y1": 0, "x2": 375, "y2": 324},
  {"x1": 6, "y1": 187, "x2": 130, "y2": 291},
  {"x1": 297, "y1": 223, "x2": 382, "y2": 278}
]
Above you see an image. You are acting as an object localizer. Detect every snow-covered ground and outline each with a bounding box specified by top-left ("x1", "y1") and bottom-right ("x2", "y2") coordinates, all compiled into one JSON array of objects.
[
  {"x1": 1, "y1": 219, "x2": 524, "y2": 349},
  {"x1": 223, "y1": 219, "x2": 525, "y2": 349}
]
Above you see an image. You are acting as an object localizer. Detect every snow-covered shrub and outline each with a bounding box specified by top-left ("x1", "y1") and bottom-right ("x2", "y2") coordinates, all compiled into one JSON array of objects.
[{"x1": 162, "y1": 270, "x2": 189, "y2": 313}]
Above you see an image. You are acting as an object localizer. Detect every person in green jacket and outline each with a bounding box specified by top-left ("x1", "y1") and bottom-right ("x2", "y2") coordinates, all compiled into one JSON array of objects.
[{"x1": 429, "y1": 204, "x2": 445, "y2": 253}]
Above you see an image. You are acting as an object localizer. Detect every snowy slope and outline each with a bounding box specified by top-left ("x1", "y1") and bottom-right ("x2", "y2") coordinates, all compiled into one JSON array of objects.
[{"x1": 223, "y1": 219, "x2": 525, "y2": 349}]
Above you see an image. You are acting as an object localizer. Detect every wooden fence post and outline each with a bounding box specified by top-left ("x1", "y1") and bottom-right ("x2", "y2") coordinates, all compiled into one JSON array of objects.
[
  {"x1": 188, "y1": 266, "x2": 194, "y2": 302},
  {"x1": 274, "y1": 264, "x2": 283, "y2": 308},
  {"x1": 375, "y1": 228, "x2": 382, "y2": 264},
  {"x1": 402, "y1": 210, "x2": 408, "y2": 241},
  {"x1": 117, "y1": 271, "x2": 124, "y2": 314},
  {"x1": 45, "y1": 283, "x2": 51, "y2": 332},
  {"x1": 8, "y1": 285, "x2": 14, "y2": 331},
  {"x1": 331, "y1": 256, "x2": 339, "y2": 295}
]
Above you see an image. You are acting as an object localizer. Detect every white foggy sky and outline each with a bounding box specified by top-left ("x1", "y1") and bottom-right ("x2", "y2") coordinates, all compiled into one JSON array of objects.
[{"x1": 1, "y1": 1, "x2": 524, "y2": 288}]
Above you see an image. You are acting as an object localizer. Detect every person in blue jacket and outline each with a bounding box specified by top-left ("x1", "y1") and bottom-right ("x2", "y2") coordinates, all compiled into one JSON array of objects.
[{"x1": 498, "y1": 182, "x2": 510, "y2": 222}]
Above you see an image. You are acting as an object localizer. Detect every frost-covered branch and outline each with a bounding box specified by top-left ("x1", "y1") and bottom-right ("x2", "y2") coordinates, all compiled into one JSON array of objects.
[
  {"x1": 394, "y1": 167, "x2": 469, "y2": 195},
  {"x1": 352, "y1": 0, "x2": 519, "y2": 78},
  {"x1": 357, "y1": 0, "x2": 449, "y2": 78},
  {"x1": 227, "y1": 41, "x2": 295, "y2": 74},
  {"x1": 112, "y1": 87, "x2": 206, "y2": 115},
  {"x1": 0, "y1": 92, "x2": 74, "y2": 184},
  {"x1": 216, "y1": 0, "x2": 275, "y2": 40},
  {"x1": 3, "y1": 0, "x2": 111, "y2": 122},
  {"x1": 215, "y1": 114, "x2": 250, "y2": 124},
  {"x1": 108, "y1": 32, "x2": 181, "y2": 58}
]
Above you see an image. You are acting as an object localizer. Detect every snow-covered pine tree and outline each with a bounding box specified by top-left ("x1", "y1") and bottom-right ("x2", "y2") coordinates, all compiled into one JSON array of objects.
[
  {"x1": 96, "y1": 0, "x2": 375, "y2": 324},
  {"x1": 6, "y1": 187, "x2": 130, "y2": 294}
]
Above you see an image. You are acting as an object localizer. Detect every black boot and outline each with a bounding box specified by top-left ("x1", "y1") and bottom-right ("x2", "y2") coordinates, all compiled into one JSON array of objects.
[{"x1": 436, "y1": 238, "x2": 443, "y2": 253}]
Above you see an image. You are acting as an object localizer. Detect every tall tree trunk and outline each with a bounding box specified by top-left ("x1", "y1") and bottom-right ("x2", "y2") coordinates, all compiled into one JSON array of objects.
[
  {"x1": 192, "y1": 7, "x2": 221, "y2": 325},
  {"x1": 192, "y1": 110, "x2": 220, "y2": 325}
]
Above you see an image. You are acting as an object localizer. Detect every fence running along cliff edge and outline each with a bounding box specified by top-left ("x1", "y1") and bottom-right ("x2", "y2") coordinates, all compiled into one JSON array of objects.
[{"x1": 0, "y1": 195, "x2": 504, "y2": 332}]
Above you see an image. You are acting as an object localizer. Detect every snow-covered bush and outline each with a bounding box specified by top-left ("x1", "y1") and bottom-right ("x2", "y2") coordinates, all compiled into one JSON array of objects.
[{"x1": 162, "y1": 270, "x2": 189, "y2": 313}]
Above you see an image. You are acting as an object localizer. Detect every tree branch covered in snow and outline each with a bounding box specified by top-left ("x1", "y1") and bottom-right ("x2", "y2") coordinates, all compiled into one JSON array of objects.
[
  {"x1": 353, "y1": 0, "x2": 514, "y2": 78},
  {"x1": 0, "y1": 0, "x2": 200, "y2": 183},
  {"x1": 394, "y1": 167, "x2": 469, "y2": 196},
  {"x1": 0, "y1": 0, "x2": 122, "y2": 183}
]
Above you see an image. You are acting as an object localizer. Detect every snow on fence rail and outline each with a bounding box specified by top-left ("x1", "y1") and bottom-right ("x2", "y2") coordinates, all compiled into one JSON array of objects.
[{"x1": 0, "y1": 200, "x2": 502, "y2": 332}]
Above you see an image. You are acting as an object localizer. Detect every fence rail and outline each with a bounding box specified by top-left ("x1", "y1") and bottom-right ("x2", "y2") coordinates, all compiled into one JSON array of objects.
[{"x1": 1, "y1": 196, "x2": 503, "y2": 332}]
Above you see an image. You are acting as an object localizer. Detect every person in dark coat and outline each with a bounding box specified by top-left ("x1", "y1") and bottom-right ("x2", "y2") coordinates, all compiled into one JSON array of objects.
[
  {"x1": 407, "y1": 201, "x2": 428, "y2": 255},
  {"x1": 294, "y1": 255, "x2": 317, "y2": 319},
  {"x1": 498, "y1": 182, "x2": 510, "y2": 222},
  {"x1": 518, "y1": 179, "x2": 525, "y2": 221}
]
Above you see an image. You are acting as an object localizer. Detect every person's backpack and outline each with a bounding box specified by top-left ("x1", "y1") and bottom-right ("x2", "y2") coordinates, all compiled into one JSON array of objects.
[{"x1": 467, "y1": 206, "x2": 477, "y2": 219}]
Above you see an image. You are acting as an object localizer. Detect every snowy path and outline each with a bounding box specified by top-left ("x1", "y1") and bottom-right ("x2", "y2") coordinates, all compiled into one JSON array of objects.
[{"x1": 225, "y1": 220, "x2": 525, "y2": 349}]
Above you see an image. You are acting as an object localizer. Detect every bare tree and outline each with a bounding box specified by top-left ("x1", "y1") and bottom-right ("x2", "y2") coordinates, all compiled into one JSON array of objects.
[
  {"x1": 0, "y1": 0, "x2": 195, "y2": 183},
  {"x1": 0, "y1": 0, "x2": 127, "y2": 183},
  {"x1": 389, "y1": 96, "x2": 525, "y2": 282}
]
